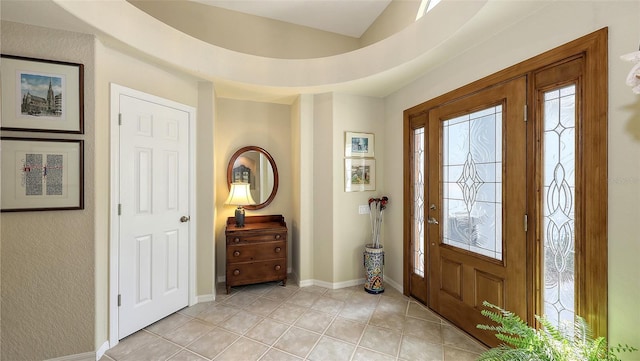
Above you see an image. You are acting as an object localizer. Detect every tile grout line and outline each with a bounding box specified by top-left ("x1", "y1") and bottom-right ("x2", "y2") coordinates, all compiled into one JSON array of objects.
[
  {"x1": 301, "y1": 287, "x2": 349, "y2": 360},
  {"x1": 106, "y1": 283, "x2": 485, "y2": 361},
  {"x1": 267, "y1": 287, "x2": 315, "y2": 359},
  {"x1": 253, "y1": 285, "x2": 317, "y2": 360},
  {"x1": 225, "y1": 287, "x2": 294, "y2": 360}
]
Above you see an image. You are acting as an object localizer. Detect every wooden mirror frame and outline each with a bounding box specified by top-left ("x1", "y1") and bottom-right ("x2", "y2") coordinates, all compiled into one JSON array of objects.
[{"x1": 226, "y1": 146, "x2": 279, "y2": 210}]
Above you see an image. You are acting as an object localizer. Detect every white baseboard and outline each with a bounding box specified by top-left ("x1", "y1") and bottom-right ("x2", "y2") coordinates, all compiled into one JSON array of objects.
[
  {"x1": 45, "y1": 351, "x2": 95, "y2": 361},
  {"x1": 96, "y1": 341, "x2": 110, "y2": 361},
  {"x1": 197, "y1": 294, "x2": 215, "y2": 303},
  {"x1": 298, "y1": 278, "x2": 314, "y2": 287},
  {"x1": 297, "y1": 276, "x2": 403, "y2": 293},
  {"x1": 217, "y1": 272, "x2": 402, "y2": 293},
  {"x1": 384, "y1": 277, "x2": 402, "y2": 293},
  {"x1": 298, "y1": 278, "x2": 364, "y2": 289},
  {"x1": 44, "y1": 335, "x2": 125, "y2": 361}
]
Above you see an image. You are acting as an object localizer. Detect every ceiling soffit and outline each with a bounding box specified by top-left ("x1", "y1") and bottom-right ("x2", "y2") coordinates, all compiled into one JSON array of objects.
[
  {"x1": 47, "y1": 0, "x2": 487, "y2": 91},
  {"x1": 1, "y1": 0, "x2": 555, "y2": 103},
  {"x1": 128, "y1": 0, "x2": 365, "y2": 59},
  {"x1": 191, "y1": 0, "x2": 394, "y2": 38}
]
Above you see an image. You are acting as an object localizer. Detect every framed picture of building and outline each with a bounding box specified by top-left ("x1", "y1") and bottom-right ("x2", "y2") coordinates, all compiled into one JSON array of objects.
[
  {"x1": 345, "y1": 131, "x2": 374, "y2": 158},
  {"x1": 1, "y1": 137, "x2": 84, "y2": 212},
  {"x1": 1, "y1": 54, "x2": 84, "y2": 134}
]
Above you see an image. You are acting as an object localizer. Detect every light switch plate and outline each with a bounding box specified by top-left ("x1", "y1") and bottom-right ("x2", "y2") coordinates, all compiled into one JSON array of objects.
[{"x1": 359, "y1": 205, "x2": 370, "y2": 214}]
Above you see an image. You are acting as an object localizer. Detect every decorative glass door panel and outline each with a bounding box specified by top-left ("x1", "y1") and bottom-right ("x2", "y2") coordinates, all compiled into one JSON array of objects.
[
  {"x1": 408, "y1": 114, "x2": 429, "y2": 305},
  {"x1": 542, "y1": 85, "x2": 576, "y2": 328},
  {"x1": 442, "y1": 106, "x2": 503, "y2": 260},
  {"x1": 413, "y1": 127, "x2": 426, "y2": 277}
]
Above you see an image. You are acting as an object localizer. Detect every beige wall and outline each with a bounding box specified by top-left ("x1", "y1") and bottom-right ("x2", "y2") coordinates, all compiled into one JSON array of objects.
[
  {"x1": 196, "y1": 82, "x2": 217, "y2": 297},
  {"x1": 360, "y1": 0, "x2": 420, "y2": 47},
  {"x1": 129, "y1": 0, "x2": 360, "y2": 59},
  {"x1": 0, "y1": 22, "x2": 95, "y2": 360},
  {"x1": 129, "y1": 0, "x2": 422, "y2": 58},
  {"x1": 129, "y1": 0, "x2": 420, "y2": 59},
  {"x1": 332, "y1": 94, "x2": 386, "y2": 284},
  {"x1": 290, "y1": 94, "x2": 315, "y2": 283},
  {"x1": 312, "y1": 93, "x2": 335, "y2": 284},
  {"x1": 296, "y1": 92, "x2": 386, "y2": 287},
  {"x1": 384, "y1": 0, "x2": 640, "y2": 349},
  {"x1": 213, "y1": 98, "x2": 293, "y2": 281}
]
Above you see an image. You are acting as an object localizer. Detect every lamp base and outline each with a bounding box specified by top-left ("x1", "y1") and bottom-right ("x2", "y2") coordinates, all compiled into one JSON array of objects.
[{"x1": 235, "y1": 207, "x2": 245, "y2": 227}]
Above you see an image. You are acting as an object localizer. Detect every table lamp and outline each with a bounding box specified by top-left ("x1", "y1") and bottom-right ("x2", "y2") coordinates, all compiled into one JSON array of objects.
[{"x1": 225, "y1": 182, "x2": 256, "y2": 227}]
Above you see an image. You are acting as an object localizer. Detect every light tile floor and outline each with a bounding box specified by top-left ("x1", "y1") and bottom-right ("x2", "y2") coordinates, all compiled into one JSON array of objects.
[{"x1": 101, "y1": 282, "x2": 486, "y2": 361}]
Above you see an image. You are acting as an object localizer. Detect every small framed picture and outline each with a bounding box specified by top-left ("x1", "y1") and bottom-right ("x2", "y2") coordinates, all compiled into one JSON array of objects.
[
  {"x1": 345, "y1": 131, "x2": 374, "y2": 158},
  {"x1": 1, "y1": 54, "x2": 84, "y2": 133},
  {"x1": 1, "y1": 137, "x2": 84, "y2": 212},
  {"x1": 345, "y1": 158, "x2": 376, "y2": 192}
]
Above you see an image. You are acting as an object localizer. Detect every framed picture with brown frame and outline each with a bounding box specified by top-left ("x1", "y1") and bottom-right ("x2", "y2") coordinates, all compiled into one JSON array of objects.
[
  {"x1": 0, "y1": 54, "x2": 84, "y2": 134},
  {"x1": 1, "y1": 137, "x2": 84, "y2": 212}
]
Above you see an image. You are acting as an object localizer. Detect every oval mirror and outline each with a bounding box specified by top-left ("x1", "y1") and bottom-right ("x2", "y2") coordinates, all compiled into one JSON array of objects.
[{"x1": 226, "y1": 146, "x2": 279, "y2": 210}]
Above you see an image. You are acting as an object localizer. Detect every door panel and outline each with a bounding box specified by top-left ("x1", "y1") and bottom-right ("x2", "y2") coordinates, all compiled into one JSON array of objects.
[
  {"x1": 118, "y1": 94, "x2": 190, "y2": 339},
  {"x1": 407, "y1": 116, "x2": 428, "y2": 305},
  {"x1": 427, "y1": 77, "x2": 527, "y2": 346}
]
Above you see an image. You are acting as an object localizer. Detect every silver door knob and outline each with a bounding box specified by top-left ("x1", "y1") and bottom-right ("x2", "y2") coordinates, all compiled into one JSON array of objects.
[
  {"x1": 180, "y1": 216, "x2": 190, "y2": 223},
  {"x1": 427, "y1": 217, "x2": 439, "y2": 225}
]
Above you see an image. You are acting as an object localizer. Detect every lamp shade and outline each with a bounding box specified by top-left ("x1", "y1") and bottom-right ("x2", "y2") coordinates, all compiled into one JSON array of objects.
[{"x1": 225, "y1": 183, "x2": 256, "y2": 206}]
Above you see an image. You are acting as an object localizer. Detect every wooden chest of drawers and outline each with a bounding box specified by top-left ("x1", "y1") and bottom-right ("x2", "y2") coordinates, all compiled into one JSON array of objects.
[{"x1": 225, "y1": 215, "x2": 287, "y2": 294}]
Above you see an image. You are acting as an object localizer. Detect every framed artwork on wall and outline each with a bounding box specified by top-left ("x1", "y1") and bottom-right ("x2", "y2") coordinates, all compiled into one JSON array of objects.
[
  {"x1": 345, "y1": 158, "x2": 376, "y2": 192},
  {"x1": 345, "y1": 131, "x2": 374, "y2": 158},
  {"x1": 1, "y1": 137, "x2": 84, "y2": 212},
  {"x1": 0, "y1": 54, "x2": 84, "y2": 134}
]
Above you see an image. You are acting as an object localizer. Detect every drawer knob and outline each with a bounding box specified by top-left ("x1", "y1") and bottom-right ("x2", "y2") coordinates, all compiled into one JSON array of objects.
[
  {"x1": 233, "y1": 269, "x2": 240, "y2": 276},
  {"x1": 233, "y1": 237, "x2": 240, "y2": 243},
  {"x1": 274, "y1": 247, "x2": 281, "y2": 253},
  {"x1": 274, "y1": 234, "x2": 281, "y2": 240},
  {"x1": 274, "y1": 265, "x2": 281, "y2": 271},
  {"x1": 233, "y1": 250, "x2": 240, "y2": 257}
]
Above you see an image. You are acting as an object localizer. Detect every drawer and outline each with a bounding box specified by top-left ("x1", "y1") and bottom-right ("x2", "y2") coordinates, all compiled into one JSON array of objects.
[
  {"x1": 227, "y1": 241, "x2": 285, "y2": 262},
  {"x1": 227, "y1": 231, "x2": 286, "y2": 245},
  {"x1": 226, "y1": 260, "x2": 286, "y2": 284}
]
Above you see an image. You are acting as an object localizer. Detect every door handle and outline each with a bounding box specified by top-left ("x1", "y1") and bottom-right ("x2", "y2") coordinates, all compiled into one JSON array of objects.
[
  {"x1": 427, "y1": 217, "x2": 439, "y2": 225},
  {"x1": 180, "y1": 216, "x2": 190, "y2": 223}
]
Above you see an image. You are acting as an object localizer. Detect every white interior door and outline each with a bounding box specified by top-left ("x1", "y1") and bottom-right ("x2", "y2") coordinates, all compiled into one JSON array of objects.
[{"x1": 117, "y1": 93, "x2": 191, "y2": 339}]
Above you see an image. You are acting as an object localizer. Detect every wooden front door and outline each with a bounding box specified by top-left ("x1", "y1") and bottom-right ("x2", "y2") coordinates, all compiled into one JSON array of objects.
[
  {"x1": 405, "y1": 29, "x2": 608, "y2": 346},
  {"x1": 426, "y1": 77, "x2": 527, "y2": 346}
]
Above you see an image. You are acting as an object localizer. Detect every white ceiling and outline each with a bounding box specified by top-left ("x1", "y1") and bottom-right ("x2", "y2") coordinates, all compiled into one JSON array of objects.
[{"x1": 191, "y1": 0, "x2": 394, "y2": 37}]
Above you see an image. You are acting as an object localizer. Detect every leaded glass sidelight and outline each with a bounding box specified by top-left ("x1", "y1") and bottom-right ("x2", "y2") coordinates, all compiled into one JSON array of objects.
[
  {"x1": 442, "y1": 106, "x2": 503, "y2": 260},
  {"x1": 413, "y1": 127, "x2": 425, "y2": 277},
  {"x1": 542, "y1": 85, "x2": 576, "y2": 328}
]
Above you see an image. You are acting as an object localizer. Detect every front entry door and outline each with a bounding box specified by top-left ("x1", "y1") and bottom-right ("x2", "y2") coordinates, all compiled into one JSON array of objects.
[
  {"x1": 117, "y1": 92, "x2": 191, "y2": 339},
  {"x1": 427, "y1": 77, "x2": 527, "y2": 346}
]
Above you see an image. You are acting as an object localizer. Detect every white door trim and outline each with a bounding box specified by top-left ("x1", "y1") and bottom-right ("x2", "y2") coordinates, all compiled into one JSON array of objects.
[{"x1": 108, "y1": 83, "x2": 197, "y2": 347}]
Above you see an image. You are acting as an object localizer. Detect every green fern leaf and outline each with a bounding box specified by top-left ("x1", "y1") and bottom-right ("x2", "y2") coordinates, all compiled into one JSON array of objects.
[{"x1": 476, "y1": 302, "x2": 638, "y2": 361}]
